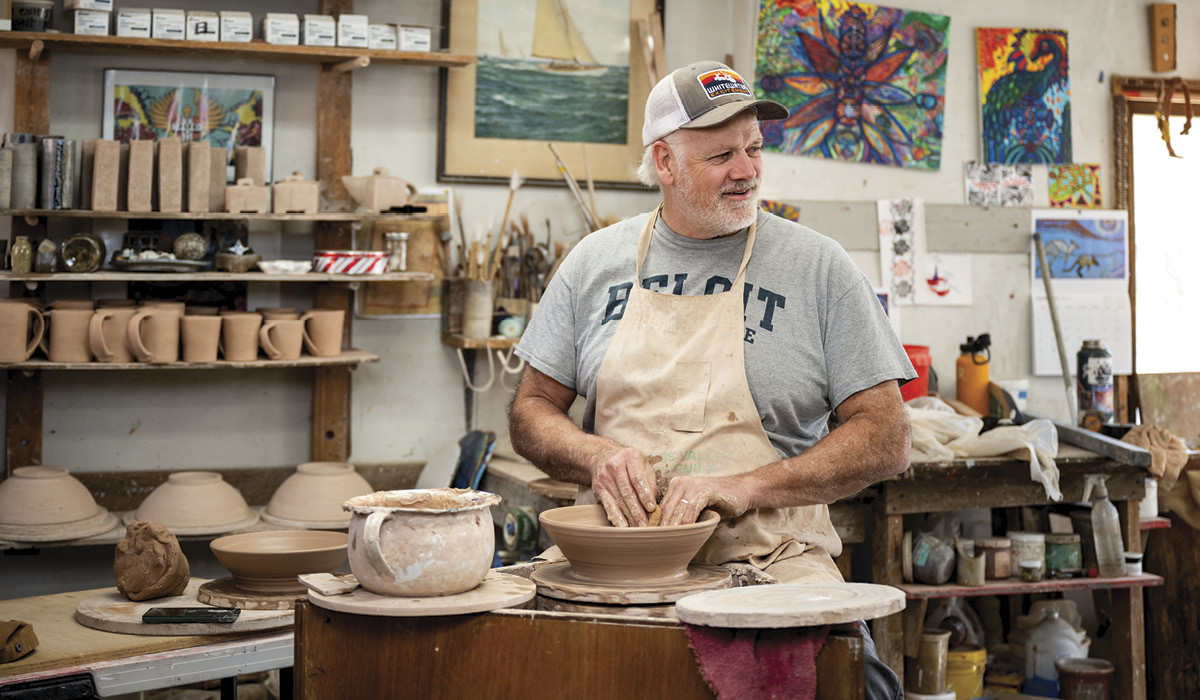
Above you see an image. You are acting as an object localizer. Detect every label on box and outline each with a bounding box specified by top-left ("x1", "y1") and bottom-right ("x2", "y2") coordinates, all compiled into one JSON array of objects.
[
  {"x1": 219, "y1": 13, "x2": 252, "y2": 42},
  {"x1": 368, "y1": 23, "x2": 397, "y2": 50},
  {"x1": 337, "y1": 14, "x2": 369, "y2": 48},
  {"x1": 186, "y1": 12, "x2": 219, "y2": 41},
  {"x1": 152, "y1": 9, "x2": 185, "y2": 40},
  {"x1": 399, "y1": 26, "x2": 432, "y2": 52},
  {"x1": 117, "y1": 8, "x2": 151, "y2": 37},
  {"x1": 0, "y1": 20, "x2": 11, "y2": 31},
  {"x1": 263, "y1": 14, "x2": 299, "y2": 45},
  {"x1": 73, "y1": 10, "x2": 110, "y2": 36},
  {"x1": 66, "y1": 0, "x2": 113, "y2": 10},
  {"x1": 303, "y1": 15, "x2": 335, "y2": 47}
]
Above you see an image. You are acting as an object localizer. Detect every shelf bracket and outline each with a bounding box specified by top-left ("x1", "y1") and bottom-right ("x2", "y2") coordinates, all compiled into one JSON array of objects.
[
  {"x1": 28, "y1": 40, "x2": 44, "y2": 62},
  {"x1": 332, "y1": 56, "x2": 371, "y2": 73}
]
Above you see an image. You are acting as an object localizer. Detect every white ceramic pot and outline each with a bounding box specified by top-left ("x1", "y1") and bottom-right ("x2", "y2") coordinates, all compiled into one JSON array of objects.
[{"x1": 343, "y1": 488, "x2": 501, "y2": 597}]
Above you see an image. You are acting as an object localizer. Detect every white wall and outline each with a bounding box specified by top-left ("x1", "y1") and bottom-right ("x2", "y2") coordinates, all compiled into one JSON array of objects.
[{"x1": 2, "y1": 0, "x2": 1187, "y2": 477}]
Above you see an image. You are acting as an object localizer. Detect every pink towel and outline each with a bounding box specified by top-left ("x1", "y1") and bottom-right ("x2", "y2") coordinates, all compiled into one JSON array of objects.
[{"x1": 684, "y1": 624, "x2": 828, "y2": 700}]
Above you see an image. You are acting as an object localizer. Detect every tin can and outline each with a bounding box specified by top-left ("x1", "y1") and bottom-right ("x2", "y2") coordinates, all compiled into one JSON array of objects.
[{"x1": 1076, "y1": 339, "x2": 1113, "y2": 424}]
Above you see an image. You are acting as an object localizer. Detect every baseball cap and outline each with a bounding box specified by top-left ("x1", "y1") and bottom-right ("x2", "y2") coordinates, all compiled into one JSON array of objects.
[{"x1": 642, "y1": 60, "x2": 788, "y2": 146}]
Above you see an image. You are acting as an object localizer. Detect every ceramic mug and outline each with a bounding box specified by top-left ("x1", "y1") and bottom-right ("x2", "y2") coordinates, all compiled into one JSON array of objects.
[
  {"x1": 257, "y1": 307, "x2": 299, "y2": 320},
  {"x1": 300, "y1": 309, "x2": 345, "y2": 357},
  {"x1": 0, "y1": 302, "x2": 44, "y2": 362},
  {"x1": 127, "y1": 306, "x2": 180, "y2": 363},
  {"x1": 260, "y1": 318, "x2": 304, "y2": 361},
  {"x1": 185, "y1": 305, "x2": 221, "y2": 316},
  {"x1": 40, "y1": 308, "x2": 94, "y2": 362},
  {"x1": 221, "y1": 312, "x2": 263, "y2": 362},
  {"x1": 89, "y1": 307, "x2": 137, "y2": 363},
  {"x1": 181, "y1": 315, "x2": 222, "y2": 363},
  {"x1": 139, "y1": 300, "x2": 186, "y2": 317},
  {"x1": 49, "y1": 298, "x2": 95, "y2": 310},
  {"x1": 96, "y1": 298, "x2": 137, "y2": 308}
]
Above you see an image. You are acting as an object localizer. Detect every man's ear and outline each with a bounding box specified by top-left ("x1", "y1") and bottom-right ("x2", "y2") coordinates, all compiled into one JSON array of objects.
[{"x1": 653, "y1": 141, "x2": 676, "y2": 187}]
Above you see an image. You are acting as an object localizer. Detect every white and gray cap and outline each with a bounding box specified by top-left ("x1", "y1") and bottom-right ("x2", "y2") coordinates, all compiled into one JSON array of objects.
[{"x1": 641, "y1": 60, "x2": 788, "y2": 146}]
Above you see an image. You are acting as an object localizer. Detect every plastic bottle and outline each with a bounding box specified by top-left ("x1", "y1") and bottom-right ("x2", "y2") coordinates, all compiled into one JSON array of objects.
[
  {"x1": 955, "y1": 333, "x2": 991, "y2": 415},
  {"x1": 1025, "y1": 608, "x2": 1090, "y2": 684},
  {"x1": 1083, "y1": 475, "x2": 1125, "y2": 578}
]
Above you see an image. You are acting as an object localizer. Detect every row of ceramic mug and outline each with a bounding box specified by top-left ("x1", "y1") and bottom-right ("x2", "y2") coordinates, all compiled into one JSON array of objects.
[{"x1": 0, "y1": 300, "x2": 345, "y2": 363}]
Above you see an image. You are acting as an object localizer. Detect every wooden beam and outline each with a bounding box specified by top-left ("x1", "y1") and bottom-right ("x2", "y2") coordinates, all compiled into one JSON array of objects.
[
  {"x1": 1026, "y1": 413, "x2": 1152, "y2": 467},
  {"x1": 6, "y1": 370, "x2": 43, "y2": 471},
  {"x1": 1112, "y1": 499, "x2": 1147, "y2": 700},
  {"x1": 14, "y1": 48, "x2": 50, "y2": 133},
  {"x1": 885, "y1": 468, "x2": 1144, "y2": 515},
  {"x1": 311, "y1": 365, "x2": 351, "y2": 462},
  {"x1": 870, "y1": 500, "x2": 904, "y2": 681}
]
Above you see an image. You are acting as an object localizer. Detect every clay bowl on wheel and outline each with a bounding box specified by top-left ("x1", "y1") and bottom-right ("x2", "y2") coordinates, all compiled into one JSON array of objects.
[
  {"x1": 210, "y1": 530, "x2": 348, "y2": 593},
  {"x1": 539, "y1": 504, "x2": 720, "y2": 585},
  {"x1": 264, "y1": 462, "x2": 374, "y2": 528},
  {"x1": 0, "y1": 465, "x2": 101, "y2": 526}
]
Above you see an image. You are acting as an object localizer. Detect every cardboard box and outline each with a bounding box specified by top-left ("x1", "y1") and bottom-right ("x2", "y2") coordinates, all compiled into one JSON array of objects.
[
  {"x1": 272, "y1": 172, "x2": 319, "y2": 214},
  {"x1": 337, "y1": 14, "x2": 368, "y2": 48},
  {"x1": 92, "y1": 139, "x2": 120, "y2": 212},
  {"x1": 368, "y1": 23, "x2": 397, "y2": 50},
  {"x1": 127, "y1": 140, "x2": 154, "y2": 213},
  {"x1": 156, "y1": 136, "x2": 182, "y2": 213},
  {"x1": 185, "y1": 141, "x2": 210, "y2": 213},
  {"x1": 225, "y1": 178, "x2": 268, "y2": 214},
  {"x1": 116, "y1": 8, "x2": 151, "y2": 38},
  {"x1": 263, "y1": 12, "x2": 299, "y2": 45},
  {"x1": 399, "y1": 25, "x2": 432, "y2": 52},
  {"x1": 152, "y1": 8, "x2": 185, "y2": 40},
  {"x1": 72, "y1": 10, "x2": 110, "y2": 35},
  {"x1": 234, "y1": 145, "x2": 266, "y2": 187},
  {"x1": 220, "y1": 11, "x2": 252, "y2": 42},
  {"x1": 185, "y1": 10, "x2": 219, "y2": 41},
  {"x1": 209, "y1": 146, "x2": 226, "y2": 213},
  {"x1": 303, "y1": 14, "x2": 335, "y2": 47},
  {"x1": 66, "y1": 0, "x2": 113, "y2": 10}
]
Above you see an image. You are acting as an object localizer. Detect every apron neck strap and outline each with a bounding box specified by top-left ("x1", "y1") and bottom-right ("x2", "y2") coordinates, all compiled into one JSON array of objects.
[{"x1": 636, "y1": 204, "x2": 758, "y2": 285}]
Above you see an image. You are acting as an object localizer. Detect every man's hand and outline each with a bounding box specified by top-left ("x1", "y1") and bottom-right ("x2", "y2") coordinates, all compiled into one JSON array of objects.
[
  {"x1": 658, "y1": 474, "x2": 751, "y2": 526},
  {"x1": 591, "y1": 447, "x2": 658, "y2": 527}
]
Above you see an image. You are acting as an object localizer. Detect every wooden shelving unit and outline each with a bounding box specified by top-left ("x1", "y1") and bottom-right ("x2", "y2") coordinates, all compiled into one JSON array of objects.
[
  {"x1": 2, "y1": 271, "x2": 433, "y2": 283},
  {"x1": 0, "y1": 349, "x2": 379, "y2": 371},
  {"x1": 440, "y1": 333, "x2": 518, "y2": 350},
  {"x1": 896, "y1": 572, "x2": 1164, "y2": 600},
  {"x1": 2, "y1": 208, "x2": 445, "y2": 223}
]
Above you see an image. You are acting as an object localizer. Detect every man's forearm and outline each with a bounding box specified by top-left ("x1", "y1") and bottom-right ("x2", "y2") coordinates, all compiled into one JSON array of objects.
[{"x1": 508, "y1": 396, "x2": 624, "y2": 486}]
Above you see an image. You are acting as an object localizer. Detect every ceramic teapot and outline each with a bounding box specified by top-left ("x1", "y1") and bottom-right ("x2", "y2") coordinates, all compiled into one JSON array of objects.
[{"x1": 341, "y1": 167, "x2": 419, "y2": 212}]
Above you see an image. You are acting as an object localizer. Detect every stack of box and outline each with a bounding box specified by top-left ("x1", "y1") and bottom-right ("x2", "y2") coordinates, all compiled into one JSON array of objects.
[
  {"x1": 336, "y1": 14, "x2": 368, "y2": 48},
  {"x1": 67, "y1": 0, "x2": 112, "y2": 36},
  {"x1": 116, "y1": 8, "x2": 150, "y2": 38},
  {"x1": 151, "y1": 8, "x2": 184, "y2": 39},
  {"x1": 263, "y1": 12, "x2": 299, "y2": 45}
]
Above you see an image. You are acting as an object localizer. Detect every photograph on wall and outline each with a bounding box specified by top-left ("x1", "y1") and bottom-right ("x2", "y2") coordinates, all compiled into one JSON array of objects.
[
  {"x1": 102, "y1": 69, "x2": 274, "y2": 182},
  {"x1": 977, "y1": 28, "x2": 1071, "y2": 164},
  {"x1": 441, "y1": 0, "x2": 656, "y2": 187},
  {"x1": 1048, "y1": 163, "x2": 1102, "y2": 208},
  {"x1": 754, "y1": 0, "x2": 950, "y2": 171},
  {"x1": 962, "y1": 160, "x2": 1032, "y2": 207}
]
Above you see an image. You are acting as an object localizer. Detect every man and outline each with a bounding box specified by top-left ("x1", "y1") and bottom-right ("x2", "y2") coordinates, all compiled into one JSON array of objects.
[{"x1": 509, "y1": 61, "x2": 913, "y2": 696}]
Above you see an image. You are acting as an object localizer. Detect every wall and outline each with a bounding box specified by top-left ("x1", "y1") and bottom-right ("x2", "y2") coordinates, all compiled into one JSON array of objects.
[{"x1": 0, "y1": 0, "x2": 1189, "y2": 478}]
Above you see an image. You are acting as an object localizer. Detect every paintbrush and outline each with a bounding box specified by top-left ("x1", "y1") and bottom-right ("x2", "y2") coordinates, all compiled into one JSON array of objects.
[
  {"x1": 452, "y1": 189, "x2": 468, "y2": 278},
  {"x1": 581, "y1": 145, "x2": 599, "y2": 225},
  {"x1": 547, "y1": 143, "x2": 601, "y2": 231},
  {"x1": 489, "y1": 170, "x2": 523, "y2": 281}
]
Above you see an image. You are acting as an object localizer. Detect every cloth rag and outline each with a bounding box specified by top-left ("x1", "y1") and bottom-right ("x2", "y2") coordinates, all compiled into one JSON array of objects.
[
  {"x1": 1121, "y1": 423, "x2": 1188, "y2": 491},
  {"x1": 684, "y1": 624, "x2": 827, "y2": 700},
  {"x1": 0, "y1": 619, "x2": 38, "y2": 663},
  {"x1": 906, "y1": 396, "x2": 1062, "y2": 501},
  {"x1": 1162, "y1": 472, "x2": 1200, "y2": 531}
]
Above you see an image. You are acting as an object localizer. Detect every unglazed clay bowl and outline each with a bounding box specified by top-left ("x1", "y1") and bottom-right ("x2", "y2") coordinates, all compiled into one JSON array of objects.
[
  {"x1": 539, "y1": 504, "x2": 720, "y2": 584},
  {"x1": 264, "y1": 462, "x2": 374, "y2": 527},
  {"x1": 0, "y1": 465, "x2": 101, "y2": 525},
  {"x1": 132, "y1": 471, "x2": 255, "y2": 533},
  {"x1": 210, "y1": 530, "x2": 348, "y2": 593},
  {"x1": 343, "y1": 488, "x2": 501, "y2": 597}
]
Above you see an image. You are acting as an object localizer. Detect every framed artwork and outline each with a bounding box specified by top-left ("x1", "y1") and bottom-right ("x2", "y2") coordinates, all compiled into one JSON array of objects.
[
  {"x1": 439, "y1": 0, "x2": 658, "y2": 188},
  {"x1": 754, "y1": 0, "x2": 951, "y2": 171},
  {"x1": 102, "y1": 69, "x2": 275, "y2": 182},
  {"x1": 977, "y1": 28, "x2": 1071, "y2": 164},
  {"x1": 1048, "y1": 163, "x2": 1102, "y2": 208}
]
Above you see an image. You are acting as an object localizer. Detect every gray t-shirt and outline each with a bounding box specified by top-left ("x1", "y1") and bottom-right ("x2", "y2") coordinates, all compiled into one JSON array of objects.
[{"x1": 515, "y1": 208, "x2": 916, "y2": 459}]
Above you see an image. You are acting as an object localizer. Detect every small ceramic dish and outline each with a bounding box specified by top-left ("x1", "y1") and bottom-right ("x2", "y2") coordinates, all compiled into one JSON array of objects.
[
  {"x1": 256, "y1": 260, "x2": 313, "y2": 275},
  {"x1": 539, "y1": 504, "x2": 720, "y2": 585},
  {"x1": 127, "y1": 471, "x2": 258, "y2": 535},
  {"x1": 262, "y1": 462, "x2": 374, "y2": 528},
  {"x1": 0, "y1": 466, "x2": 102, "y2": 526},
  {"x1": 210, "y1": 529, "x2": 348, "y2": 593}
]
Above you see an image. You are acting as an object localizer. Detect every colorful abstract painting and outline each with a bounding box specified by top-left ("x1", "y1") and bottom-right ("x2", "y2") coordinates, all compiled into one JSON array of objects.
[
  {"x1": 963, "y1": 161, "x2": 1032, "y2": 207},
  {"x1": 754, "y1": 0, "x2": 950, "y2": 171},
  {"x1": 761, "y1": 199, "x2": 802, "y2": 222},
  {"x1": 977, "y1": 28, "x2": 1071, "y2": 164},
  {"x1": 1048, "y1": 163, "x2": 1101, "y2": 208}
]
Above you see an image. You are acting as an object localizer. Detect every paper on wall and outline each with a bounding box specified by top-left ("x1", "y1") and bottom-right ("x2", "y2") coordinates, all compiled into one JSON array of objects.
[
  {"x1": 915, "y1": 252, "x2": 973, "y2": 306},
  {"x1": 877, "y1": 198, "x2": 925, "y2": 306}
]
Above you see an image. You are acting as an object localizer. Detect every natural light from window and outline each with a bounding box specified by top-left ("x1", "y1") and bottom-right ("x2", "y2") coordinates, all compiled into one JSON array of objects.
[{"x1": 1132, "y1": 113, "x2": 1200, "y2": 373}]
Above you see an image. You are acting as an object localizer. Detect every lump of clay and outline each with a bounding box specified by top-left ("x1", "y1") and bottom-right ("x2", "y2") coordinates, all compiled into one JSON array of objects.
[{"x1": 114, "y1": 521, "x2": 190, "y2": 601}]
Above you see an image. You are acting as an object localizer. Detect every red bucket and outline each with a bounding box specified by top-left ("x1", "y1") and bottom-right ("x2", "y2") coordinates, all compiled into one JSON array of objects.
[{"x1": 901, "y1": 345, "x2": 931, "y2": 401}]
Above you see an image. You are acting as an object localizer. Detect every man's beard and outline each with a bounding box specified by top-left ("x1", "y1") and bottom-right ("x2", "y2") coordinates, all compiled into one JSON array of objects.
[{"x1": 674, "y1": 166, "x2": 760, "y2": 239}]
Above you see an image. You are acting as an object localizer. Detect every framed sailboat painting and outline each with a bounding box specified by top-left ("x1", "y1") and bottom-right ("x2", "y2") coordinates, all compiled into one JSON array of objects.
[{"x1": 440, "y1": 0, "x2": 660, "y2": 188}]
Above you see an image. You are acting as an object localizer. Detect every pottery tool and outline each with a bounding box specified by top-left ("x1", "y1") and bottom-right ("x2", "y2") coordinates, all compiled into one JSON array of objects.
[
  {"x1": 581, "y1": 145, "x2": 598, "y2": 222},
  {"x1": 547, "y1": 143, "x2": 601, "y2": 231},
  {"x1": 1033, "y1": 231, "x2": 1076, "y2": 421}
]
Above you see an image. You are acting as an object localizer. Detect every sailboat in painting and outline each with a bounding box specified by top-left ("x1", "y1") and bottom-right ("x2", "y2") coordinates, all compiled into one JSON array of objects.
[{"x1": 532, "y1": 0, "x2": 607, "y2": 75}]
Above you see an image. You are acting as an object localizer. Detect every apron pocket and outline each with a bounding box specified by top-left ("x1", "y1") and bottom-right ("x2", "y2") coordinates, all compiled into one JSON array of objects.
[{"x1": 671, "y1": 361, "x2": 711, "y2": 432}]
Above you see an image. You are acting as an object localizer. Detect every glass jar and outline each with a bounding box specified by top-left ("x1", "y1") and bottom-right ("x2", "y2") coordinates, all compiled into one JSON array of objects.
[
  {"x1": 9, "y1": 235, "x2": 32, "y2": 273},
  {"x1": 385, "y1": 232, "x2": 409, "y2": 272},
  {"x1": 1045, "y1": 533, "x2": 1082, "y2": 576}
]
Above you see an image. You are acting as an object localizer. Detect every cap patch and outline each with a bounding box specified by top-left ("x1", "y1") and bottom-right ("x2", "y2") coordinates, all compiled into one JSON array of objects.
[{"x1": 696, "y1": 69, "x2": 752, "y2": 100}]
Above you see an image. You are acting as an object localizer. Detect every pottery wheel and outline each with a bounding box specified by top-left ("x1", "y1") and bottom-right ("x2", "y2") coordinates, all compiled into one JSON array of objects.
[
  {"x1": 121, "y1": 509, "x2": 260, "y2": 536},
  {"x1": 74, "y1": 579, "x2": 293, "y2": 636},
  {"x1": 197, "y1": 577, "x2": 304, "y2": 611},
  {"x1": 0, "y1": 508, "x2": 118, "y2": 543},
  {"x1": 531, "y1": 562, "x2": 731, "y2": 605},
  {"x1": 674, "y1": 582, "x2": 906, "y2": 629},
  {"x1": 308, "y1": 571, "x2": 536, "y2": 617}
]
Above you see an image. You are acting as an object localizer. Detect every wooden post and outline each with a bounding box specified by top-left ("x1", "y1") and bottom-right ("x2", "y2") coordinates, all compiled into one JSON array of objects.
[
  {"x1": 1111, "y1": 499, "x2": 1147, "y2": 700},
  {"x1": 816, "y1": 627, "x2": 865, "y2": 700},
  {"x1": 6, "y1": 370, "x2": 43, "y2": 472},
  {"x1": 871, "y1": 490, "x2": 905, "y2": 682}
]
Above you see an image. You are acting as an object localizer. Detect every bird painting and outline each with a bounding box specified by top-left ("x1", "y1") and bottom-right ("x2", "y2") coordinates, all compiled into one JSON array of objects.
[{"x1": 977, "y1": 28, "x2": 1072, "y2": 164}]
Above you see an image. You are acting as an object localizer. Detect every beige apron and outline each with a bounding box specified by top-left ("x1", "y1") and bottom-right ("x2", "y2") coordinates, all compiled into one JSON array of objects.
[{"x1": 584, "y1": 207, "x2": 843, "y2": 584}]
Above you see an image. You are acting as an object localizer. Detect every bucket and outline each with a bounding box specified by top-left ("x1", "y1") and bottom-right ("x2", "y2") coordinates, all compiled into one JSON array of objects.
[
  {"x1": 1055, "y1": 657, "x2": 1113, "y2": 699},
  {"x1": 902, "y1": 344, "x2": 931, "y2": 401},
  {"x1": 946, "y1": 644, "x2": 986, "y2": 699}
]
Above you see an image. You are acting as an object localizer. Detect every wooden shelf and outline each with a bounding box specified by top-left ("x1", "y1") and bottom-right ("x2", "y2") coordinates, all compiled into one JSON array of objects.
[
  {"x1": 0, "y1": 31, "x2": 475, "y2": 67},
  {"x1": 1140, "y1": 516, "x2": 1172, "y2": 530},
  {"x1": 1, "y1": 271, "x2": 433, "y2": 283},
  {"x1": 896, "y1": 572, "x2": 1164, "y2": 600},
  {"x1": 3, "y1": 208, "x2": 443, "y2": 222},
  {"x1": 0, "y1": 349, "x2": 379, "y2": 370},
  {"x1": 441, "y1": 333, "x2": 519, "y2": 350}
]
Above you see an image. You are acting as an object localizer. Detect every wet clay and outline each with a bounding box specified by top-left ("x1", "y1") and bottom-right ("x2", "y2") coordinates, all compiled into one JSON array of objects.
[
  {"x1": 114, "y1": 521, "x2": 190, "y2": 601},
  {"x1": 344, "y1": 487, "x2": 496, "y2": 512}
]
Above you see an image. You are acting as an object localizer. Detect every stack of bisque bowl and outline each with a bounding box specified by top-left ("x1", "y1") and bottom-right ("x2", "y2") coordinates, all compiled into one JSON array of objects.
[
  {"x1": 262, "y1": 461, "x2": 374, "y2": 529},
  {"x1": 126, "y1": 471, "x2": 259, "y2": 535},
  {"x1": 0, "y1": 465, "x2": 119, "y2": 542}
]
